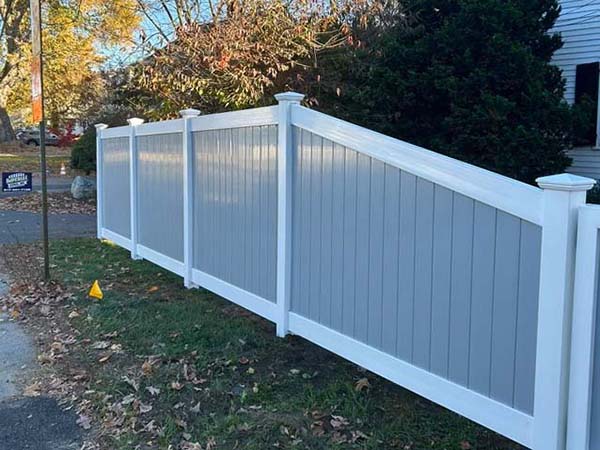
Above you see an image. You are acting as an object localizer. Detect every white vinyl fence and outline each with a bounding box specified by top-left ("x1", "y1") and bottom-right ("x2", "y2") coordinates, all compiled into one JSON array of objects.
[{"x1": 96, "y1": 92, "x2": 598, "y2": 450}]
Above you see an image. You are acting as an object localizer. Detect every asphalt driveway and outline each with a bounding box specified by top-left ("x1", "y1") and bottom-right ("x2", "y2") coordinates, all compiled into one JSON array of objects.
[{"x1": 0, "y1": 210, "x2": 96, "y2": 244}]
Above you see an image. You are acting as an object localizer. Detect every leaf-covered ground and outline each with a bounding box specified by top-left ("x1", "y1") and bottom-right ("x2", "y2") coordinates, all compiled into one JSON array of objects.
[
  {"x1": 0, "y1": 239, "x2": 525, "y2": 450},
  {"x1": 0, "y1": 192, "x2": 96, "y2": 215}
]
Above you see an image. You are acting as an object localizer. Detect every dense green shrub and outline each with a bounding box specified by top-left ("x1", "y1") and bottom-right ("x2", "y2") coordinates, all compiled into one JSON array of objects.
[
  {"x1": 311, "y1": 0, "x2": 573, "y2": 184},
  {"x1": 70, "y1": 128, "x2": 96, "y2": 174},
  {"x1": 70, "y1": 106, "x2": 132, "y2": 173}
]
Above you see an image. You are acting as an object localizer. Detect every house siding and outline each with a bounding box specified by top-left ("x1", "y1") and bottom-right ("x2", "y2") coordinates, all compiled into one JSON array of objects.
[
  {"x1": 566, "y1": 148, "x2": 600, "y2": 179},
  {"x1": 552, "y1": 0, "x2": 600, "y2": 104}
]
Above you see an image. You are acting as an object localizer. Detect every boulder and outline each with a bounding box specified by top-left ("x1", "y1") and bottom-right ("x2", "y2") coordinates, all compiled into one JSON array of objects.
[{"x1": 71, "y1": 176, "x2": 96, "y2": 200}]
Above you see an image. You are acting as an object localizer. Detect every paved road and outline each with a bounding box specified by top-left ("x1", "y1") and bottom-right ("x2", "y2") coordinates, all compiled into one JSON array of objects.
[
  {"x1": 0, "y1": 210, "x2": 96, "y2": 244},
  {"x1": 0, "y1": 201, "x2": 93, "y2": 449},
  {"x1": 0, "y1": 397, "x2": 82, "y2": 450},
  {"x1": 0, "y1": 275, "x2": 82, "y2": 450}
]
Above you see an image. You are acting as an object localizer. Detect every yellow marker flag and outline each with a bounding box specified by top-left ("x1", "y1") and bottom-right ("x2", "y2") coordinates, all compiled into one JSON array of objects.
[{"x1": 89, "y1": 280, "x2": 103, "y2": 300}]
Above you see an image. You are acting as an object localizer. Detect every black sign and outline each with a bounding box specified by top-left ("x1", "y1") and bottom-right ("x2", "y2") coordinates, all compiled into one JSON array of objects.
[{"x1": 2, "y1": 172, "x2": 33, "y2": 192}]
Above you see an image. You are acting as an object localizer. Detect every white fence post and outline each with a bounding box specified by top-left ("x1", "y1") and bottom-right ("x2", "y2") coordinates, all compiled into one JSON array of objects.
[
  {"x1": 95, "y1": 123, "x2": 108, "y2": 239},
  {"x1": 128, "y1": 117, "x2": 144, "y2": 260},
  {"x1": 533, "y1": 173, "x2": 595, "y2": 450},
  {"x1": 180, "y1": 108, "x2": 201, "y2": 288},
  {"x1": 275, "y1": 91, "x2": 304, "y2": 338}
]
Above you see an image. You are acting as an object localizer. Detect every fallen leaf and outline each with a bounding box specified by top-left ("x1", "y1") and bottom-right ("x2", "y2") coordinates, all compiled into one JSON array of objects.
[
  {"x1": 180, "y1": 442, "x2": 202, "y2": 450},
  {"x1": 147, "y1": 286, "x2": 159, "y2": 293},
  {"x1": 68, "y1": 310, "x2": 80, "y2": 319},
  {"x1": 330, "y1": 415, "x2": 349, "y2": 429},
  {"x1": 90, "y1": 341, "x2": 110, "y2": 350},
  {"x1": 139, "y1": 402, "x2": 153, "y2": 414},
  {"x1": 123, "y1": 375, "x2": 140, "y2": 392},
  {"x1": 171, "y1": 381, "x2": 184, "y2": 391},
  {"x1": 142, "y1": 360, "x2": 154, "y2": 375},
  {"x1": 190, "y1": 402, "x2": 201, "y2": 413},
  {"x1": 98, "y1": 353, "x2": 112, "y2": 363},
  {"x1": 23, "y1": 382, "x2": 42, "y2": 397},
  {"x1": 121, "y1": 394, "x2": 136, "y2": 405},
  {"x1": 355, "y1": 378, "x2": 371, "y2": 392},
  {"x1": 146, "y1": 386, "x2": 160, "y2": 396},
  {"x1": 77, "y1": 414, "x2": 92, "y2": 430}
]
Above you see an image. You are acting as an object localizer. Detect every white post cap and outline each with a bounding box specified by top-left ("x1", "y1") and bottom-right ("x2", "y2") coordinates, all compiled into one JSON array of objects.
[
  {"x1": 127, "y1": 118, "x2": 145, "y2": 126},
  {"x1": 536, "y1": 173, "x2": 596, "y2": 192},
  {"x1": 275, "y1": 92, "x2": 305, "y2": 103},
  {"x1": 95, "y1": 123, "x2": 108, "y2": 130},
  {"x1": 180, "y1": 109, "x2": 201, "y2": 118}
]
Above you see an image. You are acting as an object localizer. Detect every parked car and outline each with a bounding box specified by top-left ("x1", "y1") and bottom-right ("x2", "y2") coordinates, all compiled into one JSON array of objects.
[{"x1": 16, "y1": 129, "x2": 60, "y2": 146}]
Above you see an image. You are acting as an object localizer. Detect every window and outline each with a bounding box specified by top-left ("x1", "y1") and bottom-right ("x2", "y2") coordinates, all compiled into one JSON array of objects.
[{"x1": 575, "y1": 62, "x2": 600, "y2": 147}]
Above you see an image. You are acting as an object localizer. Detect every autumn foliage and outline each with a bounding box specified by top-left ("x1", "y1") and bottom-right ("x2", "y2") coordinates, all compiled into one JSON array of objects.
[{"x1": 132, "y1": 0, "x2": 386, "y2": 115}]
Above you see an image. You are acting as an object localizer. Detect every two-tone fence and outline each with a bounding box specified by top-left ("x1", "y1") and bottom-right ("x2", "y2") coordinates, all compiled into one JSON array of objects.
[{"x1": 96, "y1": 92, "x2": 598, "y2": 450}]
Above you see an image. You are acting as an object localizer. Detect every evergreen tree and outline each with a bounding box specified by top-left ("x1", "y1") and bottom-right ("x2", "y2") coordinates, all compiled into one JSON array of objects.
[{"x1": 314, "y1": 0, "x2": 572, "y2": 183}]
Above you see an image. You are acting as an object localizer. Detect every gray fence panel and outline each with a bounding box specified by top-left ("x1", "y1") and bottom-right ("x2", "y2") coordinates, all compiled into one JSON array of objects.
[
  {"x1": 290, "y1": 127, "x2": 542, "y2": 414},
  {"x1": 102, "y1": 137, "x2": 131, "y2": 238},
  {"x1": 137, "y1": 133, "x2": 184, "y2": 261},
  {"x1": 192, "y1": 126, "x2": 278, "y2": 302}
]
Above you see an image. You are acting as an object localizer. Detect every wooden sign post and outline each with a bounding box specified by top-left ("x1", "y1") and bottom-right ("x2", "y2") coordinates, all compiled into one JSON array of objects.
[{"x1": 30, "y1": 0, "x2": 50, "y2": 280}]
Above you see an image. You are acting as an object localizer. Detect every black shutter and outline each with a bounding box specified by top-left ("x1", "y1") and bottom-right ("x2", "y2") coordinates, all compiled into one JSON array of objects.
[{"x1": 575, "y1": 62, "x2": 599, "y2": 146}]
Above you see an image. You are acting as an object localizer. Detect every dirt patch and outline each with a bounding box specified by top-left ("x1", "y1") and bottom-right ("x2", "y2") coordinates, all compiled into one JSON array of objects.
[{"x1": 0, "y1": 193, "x2": 95, "y2": 215}]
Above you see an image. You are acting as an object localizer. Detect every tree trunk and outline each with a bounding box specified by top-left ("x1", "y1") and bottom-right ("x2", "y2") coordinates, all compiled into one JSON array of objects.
[{"x1": 0, "y1": 105, "x2": 15, "y2": 143}]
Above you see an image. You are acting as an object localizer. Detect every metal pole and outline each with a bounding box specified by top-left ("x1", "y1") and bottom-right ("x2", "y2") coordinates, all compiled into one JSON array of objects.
[
  {"x1": 39, "y1": 119, "x2": 49, "y2": 280},
  {"x1": 30, "y1": 0, "x2": 49, "y2": 280}
]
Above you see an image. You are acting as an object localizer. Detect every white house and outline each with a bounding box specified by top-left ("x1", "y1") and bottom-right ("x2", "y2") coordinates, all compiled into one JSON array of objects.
[{"x1": 553, "y1": 0, "x2": 600, "y2": 177}]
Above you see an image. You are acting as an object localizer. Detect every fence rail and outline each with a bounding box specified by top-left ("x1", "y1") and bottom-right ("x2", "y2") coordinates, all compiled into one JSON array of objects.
[{"x1": 96, "y1": 92, "x2": 598, "y2": 450}]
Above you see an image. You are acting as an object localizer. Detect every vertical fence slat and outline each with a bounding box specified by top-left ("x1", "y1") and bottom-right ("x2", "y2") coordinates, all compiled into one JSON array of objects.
[
  {"x1": 448, "y1": 194, "x2": 474, "y2": 387},
  {"x1": 413, "y1": 178, "x2": 435, "y2": 369},
  {"x1": 341, "y1": 148, "x2": 358, "y2": 337},
  {"x1": 367, "y1": 159, "x2": 385, "y2": 349},
  {"x1": 330, "y1": 142, "x2": 346, "y2": 332},
  {"x1": 382, "y1": 165, "x2": 401, "y2": 355},
  {"x1": 469, "y1": 202, "x2": 496, "y2": 397},
  {"x1": 490, "y1": 211, "x2": 521, "y2": 407},
  {"x1": 354, "y1": 153, "x2": 371, "y2": 343},
  {"x1": 430, "y1": 185, "x2": 453, "y2": 378},
  {"x1": 320, "y1": 139, "x2": 334, "y2": 327},
  {"x1": 514, "y1": 220, "x2": 542, "y2": 413},
  {"x1": 397, "y1": 171, "x2": 416, "y2": 361}
]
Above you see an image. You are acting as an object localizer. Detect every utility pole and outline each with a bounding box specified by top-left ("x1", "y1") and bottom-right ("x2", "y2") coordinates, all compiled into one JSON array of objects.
[{"x1": 30, "y1": 0, "x2": 50, "y2": 280}]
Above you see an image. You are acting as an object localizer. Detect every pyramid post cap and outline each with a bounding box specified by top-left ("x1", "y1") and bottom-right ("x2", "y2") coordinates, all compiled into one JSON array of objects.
[
  {"x1": 95, "y1": 123, "x2": 108, "y2": 130},
  {"x1": 536, "y1": 173, "x2": 596, "y2": 192},
  {"x1": 275, "y1": 92, "x2": 305, "y2": 103},
  {"x1": 179, "y1": 108, "x2": 201, "y2": 118},
  {"x1": 127, "y1": 117, "x2": 145, "y2": 126}
]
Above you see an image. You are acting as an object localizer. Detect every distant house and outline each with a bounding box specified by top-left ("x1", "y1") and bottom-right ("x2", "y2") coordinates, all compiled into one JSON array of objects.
[{"x1": 552, "y1": 0, "x2": 600, "y2": 177}]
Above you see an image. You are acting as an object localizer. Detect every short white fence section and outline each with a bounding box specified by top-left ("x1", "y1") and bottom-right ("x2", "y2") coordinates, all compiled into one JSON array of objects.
[
  {"x1": 568, "y1": 205, "x2": 600, "y2": 450},
  {"x1": 96, "y1": 92, "x2": 597, "y2": 450}
]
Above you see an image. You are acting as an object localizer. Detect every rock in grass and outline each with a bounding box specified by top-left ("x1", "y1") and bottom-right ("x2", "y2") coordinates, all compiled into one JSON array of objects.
[{"x1": 71, "y1": 176, "x2": 96, "y2": 200}]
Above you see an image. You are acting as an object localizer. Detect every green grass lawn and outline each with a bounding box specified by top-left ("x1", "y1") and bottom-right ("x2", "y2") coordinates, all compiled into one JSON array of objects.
[
  {"x1": 0, "y1": 153, "x2": 71, "y2": 173},
  {"x1": 41, "y1": 238, "x2": 523, "y2": 450}
]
